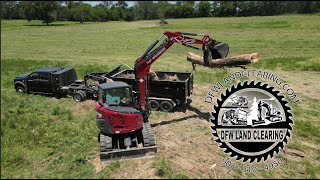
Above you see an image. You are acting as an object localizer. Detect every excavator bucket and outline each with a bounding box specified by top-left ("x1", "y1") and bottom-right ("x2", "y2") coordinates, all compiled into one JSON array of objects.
[
  {"x1": 211, "y1": 41, "x2": 229, "y2": 59},
  {"x1": 203, "y1": 39, "x2": 229, "y2": 66}
]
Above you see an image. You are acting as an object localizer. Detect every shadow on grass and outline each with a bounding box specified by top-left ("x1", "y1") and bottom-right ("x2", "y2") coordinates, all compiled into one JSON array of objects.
[
  {"x1": 151, "y1": 114, "x2": 198, "y2": 128},
  {"x1": 24, "y1": 24, "x2": 66, "y2": 27},
  {"x1": 28, "y1": 92, "x2": 68, "y2": 99},
  {"x1": 175, "y1": 99, "x2": 211, "y2": 120},
  {"x1": 151, "y1": 99, "x2": 210, "y2": 128}
]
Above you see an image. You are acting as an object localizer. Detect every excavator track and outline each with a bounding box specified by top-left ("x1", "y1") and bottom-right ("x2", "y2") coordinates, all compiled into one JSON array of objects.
[
  {"x1": 99, "y1": 122, "x2": 157, "y2": 162},
  {"x1": 100, "y1": 133, "x2": 113, "y2": 152},
  {"x1": 142, "y1": 122, "x2": 156, "y2": 147}
]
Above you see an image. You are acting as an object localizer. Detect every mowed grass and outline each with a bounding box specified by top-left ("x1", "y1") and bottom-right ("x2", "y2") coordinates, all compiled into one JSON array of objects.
[
  {"x1": 2, "y1": 14, "x2": 320, "y2": 70},
  {"x1": 1, "y1": 14, "x2": 320, "y2": 178}
]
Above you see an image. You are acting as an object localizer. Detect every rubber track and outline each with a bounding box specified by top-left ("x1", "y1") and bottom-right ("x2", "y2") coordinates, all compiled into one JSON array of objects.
[
  {"x1": 142, "y1": 122, "x2": 156, "y2": 147},
  {"x1": 100, "y1": 133, "x2": 113, "y2": 152}
]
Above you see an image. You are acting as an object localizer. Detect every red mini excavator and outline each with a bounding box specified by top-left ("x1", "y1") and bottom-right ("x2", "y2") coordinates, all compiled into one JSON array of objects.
[{"x1": 95, "y1": 31, "x2": 229, "y2": 160}]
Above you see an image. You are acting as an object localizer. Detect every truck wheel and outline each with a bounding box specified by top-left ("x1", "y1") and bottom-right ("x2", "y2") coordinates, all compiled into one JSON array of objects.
[
  {"x1": 16, "y1": 86, "x2": 25, "y2": 93},
  {"x1": 73, "y1": 90, "x2": 85, "y2": 102},
  {"x1": 160, "y1": 101, "x2": 173, "y2": 112},
  {"x1": 79, "y1": 90, "x2": 87, "y2": 100},
  {"x1": 54, "y1": 93, "x2": 61, "y2": 99},
  {"x1": 147, "y1": 100, "x2": 160, "y2": 111}
]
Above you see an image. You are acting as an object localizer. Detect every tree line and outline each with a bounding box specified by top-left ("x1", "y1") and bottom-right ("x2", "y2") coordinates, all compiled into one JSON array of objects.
[{"x1": 1, "y1": 1, "x2": 320, "y2": 25}]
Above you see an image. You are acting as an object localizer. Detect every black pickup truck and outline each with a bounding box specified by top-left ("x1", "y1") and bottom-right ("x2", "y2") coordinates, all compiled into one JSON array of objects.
[
  {"x1": 14, "y1": 67, "x2": 78, "y2": 96},
  {"x1": 13, "y1": 66, "x2": 100, "y2": 101},
  {"x1": 14, "y1": 66, "x2": 113, "y2": 101}
]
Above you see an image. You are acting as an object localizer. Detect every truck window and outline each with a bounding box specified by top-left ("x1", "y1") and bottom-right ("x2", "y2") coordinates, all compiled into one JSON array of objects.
[
  {"x1": 40, "y1": 73, "x2": 51, "y2": 81},
  {"x1": 29, "y1": 73, "x2": 39, "y2": 80}
]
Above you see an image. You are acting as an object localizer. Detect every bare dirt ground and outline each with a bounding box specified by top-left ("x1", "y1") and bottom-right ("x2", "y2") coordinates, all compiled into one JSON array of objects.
[
  {"x1": 90, "y1": 70, "x2": 320, "y2": 179},
  {"x1": 90, "y1": 85, "x2": 237, "y2": 179},
  {"x1": 268, "y1": 70, "x2": 320, "y2": 100},
  {"x1": 73, "y1": 100, "x2": 96, "y2": 117}
]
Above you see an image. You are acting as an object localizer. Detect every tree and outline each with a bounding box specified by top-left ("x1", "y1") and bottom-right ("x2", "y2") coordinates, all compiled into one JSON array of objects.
[
  {"x1": 19, "y1": 1, "x2": 61, "y2": 25},
  {"x1": 156, "y1": 1, "x2": 170, "y2": 19},
  {"x1": 0, "y1": 1, "x2": 21, "y2": 19},
  {"x1": 91, "y1": 4, "x2": 108, "y2": 22},
  {"x1": 133, "y1": 1, "x2": 158, "y2": 20},
  {"x1": 113, "y1": 1, "x2": 128, "y2": 21},
  {"x1": 124, "y1": 7, "x2": 134, "y2": 21},
  {"x1": 115, "y1": 1, "x2": 128, "y2": 9},
  {"x1": 102, "y1": 1, "x2": 113, "y2": 8},
  {"x1": 198, "y1": 1, "x2": 212, "y2": 17},
  {"x1": 19, "y1": 1, "x2": 36, "y2": 21},
  {"x1": 297, "y1": 1, "x2": 319, "y2": 14},
  {"x1": 33, "y1": 1, "x2": 60, "y2": 25},
  {"x1": 64, "y1": 1, "x2": 82, "y2": 21},
  {"x1": 73, "y1": 4, "x2": 92, "y2": 23},
  {"x1": 164, "y1": 3, "x2": 179, "y2": 19},
  {"x1": 219, "y1": 1, "x2": 237, "y2": 17},
  {"x1": 181, "y1": 1, "x2": 195, "y2": 18},
  {"x1": 211, "y1": 1, "x2": 219, "y2": 16}
]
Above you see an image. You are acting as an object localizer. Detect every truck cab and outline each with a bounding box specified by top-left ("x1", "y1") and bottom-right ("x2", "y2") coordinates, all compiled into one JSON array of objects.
[{"x1": 14, "y1": 67, "x2": 77, "y2": 96}]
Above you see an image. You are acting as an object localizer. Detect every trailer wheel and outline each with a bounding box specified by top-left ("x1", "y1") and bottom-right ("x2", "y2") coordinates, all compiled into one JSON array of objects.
[
  {"x1": 73, "y1": 90, "x2": 85, "y2": 102},
  {"x1": 54, "y1": 93, "x2": 61, "y2": 99},
  {"x1": 147, "y1": 100, "x2": 160, "y2": 111},
  {"x1": 79, "y1": 90, "x2": 87, "y2": 100},
  {"x1": 160, "y1": 101, "x2": 173, "y2": 112}
]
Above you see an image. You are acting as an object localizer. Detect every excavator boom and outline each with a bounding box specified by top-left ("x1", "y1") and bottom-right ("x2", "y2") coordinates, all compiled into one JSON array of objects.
[
  {"x1": 134, "y1": 31, "x2": 229, "y2": 113},
  {"x1": 97, "y1": 31, "x2": 228, "y2": 161}
]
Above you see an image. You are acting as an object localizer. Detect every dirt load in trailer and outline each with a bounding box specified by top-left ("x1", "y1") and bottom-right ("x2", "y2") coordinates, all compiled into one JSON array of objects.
[{"x1": 109, "y1": 68, "x2": 194, "y2": 112}]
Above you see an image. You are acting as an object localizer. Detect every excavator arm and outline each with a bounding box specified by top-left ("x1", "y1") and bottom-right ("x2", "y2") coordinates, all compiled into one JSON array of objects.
[{"x1": 134, "y1": 31, "x2": 229, "y2": 118}]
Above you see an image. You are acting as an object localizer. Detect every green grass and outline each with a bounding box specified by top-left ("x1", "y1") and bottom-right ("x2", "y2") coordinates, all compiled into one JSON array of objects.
[
  {"x1": 154, "y1": 157, "x2": 189, "y2": 179},
  {"x1": 2, "y1": 14, "x2": 320, "y2": 69},
  {"x1": 251, "y1": 57, "x2": 320, "y2": 71},
  {"x1": 96, "y1": 161, "x2": 121, "y2": 179},
  {"x1": 1, "y1": 14, "x2": 320, "y2": 178},
  {"x1": 291, "y1": 98, "x2": 320, "y2": 144}
]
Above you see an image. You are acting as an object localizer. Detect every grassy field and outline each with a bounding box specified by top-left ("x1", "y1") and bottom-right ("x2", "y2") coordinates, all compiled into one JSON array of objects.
[{"x1": 1, "y1": 14, "x2": 320, "y2": 179}]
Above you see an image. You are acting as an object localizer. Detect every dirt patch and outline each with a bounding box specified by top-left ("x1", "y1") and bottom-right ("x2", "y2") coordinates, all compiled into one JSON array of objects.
[
  {"x1": 91, "y1": 155, "x2": 106, "y2": 174},
  {"x1": 272, "y1": 70, "x2": 320, "y2": 100},
  {"x1": 111, "y1": 158, "x2": 159, "y2": 179},
  {"x1": 283, "y1": 149, "x2": 305, "y2": 159},
  {"x1": 163, "y1": 74, "x2": 180, "y2": 81},
  {"x1": 99, "y1": 89, "x2": 223, "y2": 178},
  {"x1": 118, "y1": 73, "x2": 135, "y2": 79},
  {"x1": 73, "y1": 100, "x2": 96, "y2": 117},
  {"x1": 117, "y1": 71, "x2": 181, "y2": 81},
  {"x1": 298, "y1": 140, "x2": 320, "y2": 149},
  {"x1": 91, "y1": 73, "x2": 320, "y2": 178}
]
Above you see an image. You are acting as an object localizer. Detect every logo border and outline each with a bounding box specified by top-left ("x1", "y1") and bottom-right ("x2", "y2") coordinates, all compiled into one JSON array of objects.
[{"x1": 210, "y1": 81, "x2": 294, "y2": 163}]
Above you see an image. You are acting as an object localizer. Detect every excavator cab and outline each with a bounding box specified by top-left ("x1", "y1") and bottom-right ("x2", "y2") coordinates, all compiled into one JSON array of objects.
[
  {"x1": 96, "y1": 81, "x2": 157, "y2": 160},
  {"x1": 103, "y1": 86, "x2": 134, "y2": 107},
  {"x1": 96, "y1": 82, "x2": 143, "y2": 135}
]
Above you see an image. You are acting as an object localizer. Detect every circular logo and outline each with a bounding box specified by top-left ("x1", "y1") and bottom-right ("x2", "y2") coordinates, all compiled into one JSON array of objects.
[{"x1": 211, "y1": 81, "x2": 293, "y2": 162}]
